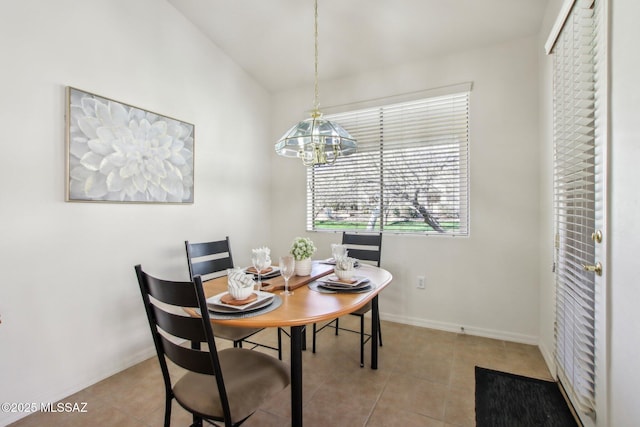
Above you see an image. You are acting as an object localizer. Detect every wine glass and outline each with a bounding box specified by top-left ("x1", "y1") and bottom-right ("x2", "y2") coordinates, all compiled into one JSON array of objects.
[
  {"x1": 279, "y1": 255, "x2": 295, "y2": 296},
  {"x1": 251, "y1": 250, "x2": 268, "y2": 291}
]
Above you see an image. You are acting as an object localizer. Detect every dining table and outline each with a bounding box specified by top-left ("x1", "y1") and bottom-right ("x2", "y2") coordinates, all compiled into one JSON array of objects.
[{"x1": 199, "y1": 260, "x2": 392, "y2": 427}]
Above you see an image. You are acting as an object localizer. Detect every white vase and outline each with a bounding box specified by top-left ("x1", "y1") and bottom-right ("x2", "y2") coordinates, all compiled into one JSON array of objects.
[{"x1": 294, "y1": 258, "x2": 312, "y2": 276}]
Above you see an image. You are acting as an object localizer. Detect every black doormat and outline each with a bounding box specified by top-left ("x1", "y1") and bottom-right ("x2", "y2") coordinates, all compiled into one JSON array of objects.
[{"x1": 475, "y1": 366, "x2": 578, "y2": 427}]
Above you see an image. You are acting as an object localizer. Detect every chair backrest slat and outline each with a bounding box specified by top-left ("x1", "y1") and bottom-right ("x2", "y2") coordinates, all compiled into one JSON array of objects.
[
  {"x1": 185, "y1": 237, "x2": 235, "y2": 280},
  {"x1": 152, "y1": 306, "x2": 207, "y2": 342},
  {"x1": 188, "y1": 240, "x2": 231, "y2": 259},
  {"x1": 160, "y1": 335, "x2": 215, "y2": 375},
  {"x1": 146, "y1": 274, "x2": 199, "y2": 307},
  {"x1": 341, "y1": 232, "x2": 383, "y2": 267},
  {"x1": 346, "y1": 247, "x2": 380, "y2": 264},
  {"x1": 190, "y1": 257, "x2": 234, "y2": 278}
]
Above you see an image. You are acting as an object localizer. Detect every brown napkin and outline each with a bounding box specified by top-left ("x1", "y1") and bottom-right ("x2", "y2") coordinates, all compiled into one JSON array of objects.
[
  {"x1": 247, "y1": 266, "x2": 273, "y2": 274},
  {"x1": 221, "y1": 293, "x2": 258, "y2": 305}
]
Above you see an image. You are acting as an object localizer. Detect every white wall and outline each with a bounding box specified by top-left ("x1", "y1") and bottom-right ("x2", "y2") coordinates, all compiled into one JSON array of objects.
[
  {"x1": 0, "y1": 1, "x2": 272, "y2": 424},
  {"x1": 609, "y1": 1, "x2": 640, "y2": 425},
  {"x1": 271, "y1": 36, "x2": 542, "y2": 343}
]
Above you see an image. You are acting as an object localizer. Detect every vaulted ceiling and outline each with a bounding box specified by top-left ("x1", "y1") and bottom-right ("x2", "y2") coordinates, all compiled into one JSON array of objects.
[{"x1": 168, "y1": 0, "x2": 548, "y2": 92}]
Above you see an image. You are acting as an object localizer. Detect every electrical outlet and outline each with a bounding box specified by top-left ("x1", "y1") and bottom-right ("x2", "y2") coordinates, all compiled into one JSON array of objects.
[{"x1": 417, "y1": 275, "x2": 425, "y2": 289}]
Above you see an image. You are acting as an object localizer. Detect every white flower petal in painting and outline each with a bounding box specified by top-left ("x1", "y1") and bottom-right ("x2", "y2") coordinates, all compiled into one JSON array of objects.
[
  {"x1": 109, "y1": 101, "x2": 128, "y2": 125},
  {"x1": 70, "y1": 136, "x2": 90, "y2": 159},
  {"x1": 133, "y1": 172, "x2": 148, "y2": 193},
  {"x1": 95, "y1": 101, "x2": 114, "y2": 127},
  {"x1": 80, "y1": 97, "x2": 98, "y2": 117},
  {"x1": 84, "y1": 173, "x2": 108, "y2": 198},
  {"x1": 120, "y1": 156, "x2": 139, "y2": 179},
  {"x1": 67, "y1": 88, "x2": 194, "y2": 202},
  {"x1": 78, "y1": 116, "x2": 100, "y2": 140},
  {"x1": 101, "y1": 151, "x2": 126, "y2": 172},
  {"x1": 148, "y1": 183, "x2": 167, "y2": 202},
  {"x1": 106, "y1": 170, "x2": 124, "y2": 192},
  {"x1": 80, "y1": 151, "x2": 104, "y2": 171},
  {"x1": 145, "y1": 157, "x2": 167, "y2": 181},
  {"x1": 171, "y1": 138, "x2": 184, "y2": 152},
  {"x1": 70, "y1": 165, "x2": 95, "y2": 181},
  {"x1": 170, "y1": 152, "x2": 186, "y2": 166},
  {"x1": 88, "y1": 137, "x2": 115, "y2": 156}
]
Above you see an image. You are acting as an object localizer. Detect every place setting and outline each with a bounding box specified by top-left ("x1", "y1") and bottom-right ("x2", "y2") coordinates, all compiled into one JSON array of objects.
[
  {"x1": 205, "y1": 248, "x2": 284, "y2": 319},
  {"x1": 245, "y1": 246, "x2": 281, "y2": 287},
  {"x1": 319, "y1": 243, "x2": 361, "y2": 268},
  {"x1": 310, "y1": 244, "x2": 374, "y2": 294}
]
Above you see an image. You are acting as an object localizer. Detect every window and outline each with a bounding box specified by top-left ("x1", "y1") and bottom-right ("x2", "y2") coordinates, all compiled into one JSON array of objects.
[{"x1": 306, "y1": 85, "x2": 470, "y2": 236}]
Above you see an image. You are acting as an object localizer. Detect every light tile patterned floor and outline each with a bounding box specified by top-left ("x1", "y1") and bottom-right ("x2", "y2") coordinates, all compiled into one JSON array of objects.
[{"x1": 9, "y1": 318, "x2": 551, "y2": 427}]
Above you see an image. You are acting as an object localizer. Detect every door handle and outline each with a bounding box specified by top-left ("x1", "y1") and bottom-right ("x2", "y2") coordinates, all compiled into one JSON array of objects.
[
  {"x1": 582, "y1": 262, "x2": 602, "y2": 276},
  {"x1": 591, "y1": 230, "x2": 603, "y2": 243}
]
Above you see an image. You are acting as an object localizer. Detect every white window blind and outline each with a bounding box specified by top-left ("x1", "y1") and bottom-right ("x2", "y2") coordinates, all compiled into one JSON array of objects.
[
  {"x1": 306, "y1": 87, "x2": 470, "y2": 236},
  {"x1": 551, "y1": 0, "x2": 600, "y2": 416}
]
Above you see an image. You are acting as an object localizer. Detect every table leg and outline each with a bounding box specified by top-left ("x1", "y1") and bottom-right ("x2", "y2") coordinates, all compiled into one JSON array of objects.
[
  {"x1": 371, "y1": 295, "x2": 379, "y2": 369},
  {"x1": 290, "y1": 325, "x2": 304, "y2": 427}
]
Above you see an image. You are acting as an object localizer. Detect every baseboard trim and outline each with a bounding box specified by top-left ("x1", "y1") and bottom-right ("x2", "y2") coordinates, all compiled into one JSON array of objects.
[{"x1": 379, "y1": 312, "x2": 539, "y2": 345}]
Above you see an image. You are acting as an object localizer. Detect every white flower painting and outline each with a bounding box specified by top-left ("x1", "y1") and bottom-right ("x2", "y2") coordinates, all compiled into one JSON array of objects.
[{"x1": 66, "y1": 87, "x2": 194, "y2": 203}]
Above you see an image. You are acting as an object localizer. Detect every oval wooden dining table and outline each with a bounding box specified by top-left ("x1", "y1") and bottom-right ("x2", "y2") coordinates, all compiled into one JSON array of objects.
[{"x1": 199, "y1": 261, "x2": 392, "y2": 427}]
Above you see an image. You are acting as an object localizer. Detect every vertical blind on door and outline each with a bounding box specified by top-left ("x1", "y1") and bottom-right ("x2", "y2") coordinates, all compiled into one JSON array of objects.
[
  {"x1": 306, "y1": 86, "x2": 470, "y2": 236},
  {"x1": 551, "y1": 0, "x2": 600, "y2": 416}
]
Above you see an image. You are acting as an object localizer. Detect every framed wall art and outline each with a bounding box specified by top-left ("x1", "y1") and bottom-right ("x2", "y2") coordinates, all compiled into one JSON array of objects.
[{"x1": 65, "y1": 87, "x2": 194, "y2": 203}]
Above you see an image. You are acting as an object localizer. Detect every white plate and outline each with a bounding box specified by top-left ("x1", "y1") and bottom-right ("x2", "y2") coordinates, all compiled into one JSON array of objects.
[
  {"x1": 320, "y1": 258, "x2": 360, "y2": 267},
  {"x1": 319, "y1": 282, "x2": 372, "y2": 291},
  {"x1": 316, "y1": 283, "x2": 373, "y2": 293},
  {"x1": 318, "y1": 275, "x2": 369, "y2": 287},
  {"x1": 207, "y1": 290, "x2": 274, "y2": 312},
  {"x1": 244, "y1": 266, "x2": 281, "y2": 279}
]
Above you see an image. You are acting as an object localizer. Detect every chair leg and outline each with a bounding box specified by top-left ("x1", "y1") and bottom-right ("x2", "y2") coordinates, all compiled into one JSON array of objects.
[
  {"x1": 163, "y1": 396, "x2": 172, "y2": 427},
  {"x1": 360, "y1": 315, "x2": 365, "y2": 368},
  {"x1": 335, "y1": 318, "x2": 340, "y2": 335},
  {"x1": 378, "y1": 315, "x2": 383, "y2": 346},
  {"x1": 277, "y1": 328, "x2": 283, "y2": 360}
]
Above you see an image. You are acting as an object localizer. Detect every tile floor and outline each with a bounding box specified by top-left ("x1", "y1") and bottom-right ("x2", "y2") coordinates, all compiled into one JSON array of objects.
[{"x1": 9, "y1": 317, "x2": 552, "y2": 427}]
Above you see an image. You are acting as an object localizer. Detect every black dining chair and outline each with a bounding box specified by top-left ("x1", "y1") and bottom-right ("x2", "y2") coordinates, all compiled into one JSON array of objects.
[
  {"x1": 135, "y1": 265, "x2": 290, "y2": 427},
  {"x1": 185, "y1": 238, "x2": 282, "y2": 358},
  {"x1": 312, "y1": 232, "x2": 384, "y2": 367}
]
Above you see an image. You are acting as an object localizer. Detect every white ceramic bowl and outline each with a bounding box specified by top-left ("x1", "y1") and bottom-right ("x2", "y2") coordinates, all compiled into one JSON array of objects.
[
  {"x1": 228, "y1": 284, "x2": 254, "y2": 300},
  {"x1": 334, "y1": 268, "x2": 355, "y2": 281},
  {"x1": 227, "y1": 268, "x2": 255, "y2": 300}
]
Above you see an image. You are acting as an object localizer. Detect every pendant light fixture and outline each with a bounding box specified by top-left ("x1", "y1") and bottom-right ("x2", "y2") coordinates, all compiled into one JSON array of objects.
[{"x1": 274, "y1": 0, "x2": 357, "y2": 166}]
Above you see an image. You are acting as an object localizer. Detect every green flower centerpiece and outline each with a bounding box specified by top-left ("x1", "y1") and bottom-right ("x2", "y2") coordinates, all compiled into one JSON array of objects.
[{"x1": 290, "y1": 237, "x2": 316, "y2": 276}]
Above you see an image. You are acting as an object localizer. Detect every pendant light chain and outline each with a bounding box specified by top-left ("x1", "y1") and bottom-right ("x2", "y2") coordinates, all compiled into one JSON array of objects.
[{"x1": 312, "y1": 0, "x2": 320, "y2": 116}]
